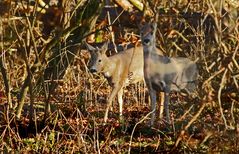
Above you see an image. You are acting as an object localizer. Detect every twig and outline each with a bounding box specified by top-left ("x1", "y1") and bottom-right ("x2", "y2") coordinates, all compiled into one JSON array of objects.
[
  {"x1": 232, "y1": 44, "x2": 239, "y2": 70},
  {"x1": 202, "y1": 67, "x2": 225, "y2": 89},
  {"x1": 217, "y1": 68, "x2": 229, "y2": 129},
  {"x1": 232, "y1": 74, "x2": 239, "y2": 90},
  {"x1": 173, "y1": 101, "x2": 206, "y2": 149},
  {"x1": 106, "y1": 0, "x2": 117, "y2": 53},
  {"x1": 25, "y1": 14, "x2": 39, "y2": 122},
  {"x1": 93, "y1": 118, "x2": 101, "y2": 154},
  {"x1": 231, "y1": 100, "x2": 236, "y2": 126},
  {"x1": 128, "y1": 109, "x2": 155, "y2": 154},
  {"x1": 99, "y1": 125, "x2": 113, "y2": 150},
  {"x1": 176, "y1": 104, "x2": 194, "y2": 121},
  {"x1": 0, "y1": 58, "x2": 12, "y2": 108}
]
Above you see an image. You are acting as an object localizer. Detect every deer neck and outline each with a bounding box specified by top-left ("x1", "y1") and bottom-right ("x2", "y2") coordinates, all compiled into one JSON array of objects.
[
  {"x1": 102, "y1": 58, "x2": 116, "y2": 78},
  {"x1": 143, "y1": 44, "x2": 158, "y2": 57}
]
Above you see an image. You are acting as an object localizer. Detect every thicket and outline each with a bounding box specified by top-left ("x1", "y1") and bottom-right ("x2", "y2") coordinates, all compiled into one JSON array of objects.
[{"x1": 0, "y1": 0, "x2": 238, "y2": 153}]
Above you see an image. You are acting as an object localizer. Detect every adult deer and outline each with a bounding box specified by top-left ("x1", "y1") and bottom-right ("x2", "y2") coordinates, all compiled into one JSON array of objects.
[
  {"x1": 139, "y1": 22, "x2": 198, "y2": 126},
  {"x1": 86, "y1": 42, "x2": 159, "y2": 123}
]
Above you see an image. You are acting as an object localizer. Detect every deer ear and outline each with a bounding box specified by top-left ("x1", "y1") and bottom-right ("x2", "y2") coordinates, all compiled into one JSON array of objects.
[
  {"x1": 151, "y1": 22, "x2": 157, "y2": 34},
  {"x1": 151, "y1": 22, "x2": 157, "y2": 30},
  {"x1": 100, "y1": 41, "x2": 108, "y2": 54},
  {"x1": 85, "y1": 42, "x2": 96, "y2": 52},
  {"x1": 138, "y1": 19, "x2": 146, "y2": 29}
]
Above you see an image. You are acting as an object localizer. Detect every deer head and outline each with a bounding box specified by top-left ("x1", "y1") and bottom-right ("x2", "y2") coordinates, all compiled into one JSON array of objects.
[
  {"x1": 85, "y1": 42, "x2": 108, "y2": 73},
  {"x1": 139, "y1": 21, "x2": 158, "y2": 50}
]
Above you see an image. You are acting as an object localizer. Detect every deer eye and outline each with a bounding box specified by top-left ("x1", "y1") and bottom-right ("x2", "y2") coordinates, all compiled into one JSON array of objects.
[{"x1": 98, "y1": 59, "x2": 102, "y2": 63}]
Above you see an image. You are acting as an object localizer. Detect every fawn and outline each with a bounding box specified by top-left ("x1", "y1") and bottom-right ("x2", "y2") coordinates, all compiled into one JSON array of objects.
[
  {"x1": 139, "y1": 22, "x2": 198, "y2": 125},
  {"x1": 85, "y1": 42, "x2": 147, "y2": 123}
]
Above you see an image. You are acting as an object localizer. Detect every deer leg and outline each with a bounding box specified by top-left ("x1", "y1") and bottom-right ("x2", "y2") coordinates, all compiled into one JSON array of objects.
[
  {"x1": 117, "y1": 88, "x2": 123, "y2": 117},
  {"x1": 149, "y1": 88, "x2": 157, "y2": 126},
  {"x1": 104, "y1": 84, "x2": 122, "y2": 123},
  {"x1": 159, "y1": 92, "x2": 165, "y2": 119},
  {"x1": 117, "y1": 88, "x2": 124, "y2": 122},
  {"x1": 164, "y1": 92, "x2": 170, "y2": 124}
]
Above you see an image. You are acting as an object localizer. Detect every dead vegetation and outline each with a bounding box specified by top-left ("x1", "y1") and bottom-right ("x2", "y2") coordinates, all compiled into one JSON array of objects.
[{"x1": 0, "y1": 0, "x2": 239, "y2": 153}]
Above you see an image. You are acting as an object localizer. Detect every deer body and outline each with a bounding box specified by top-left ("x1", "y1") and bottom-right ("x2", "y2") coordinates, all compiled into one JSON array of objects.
[
  {"x1": 140, "y1": 22, "x2": 198, "y2": 125},
  {"x1": 86, "y1": 43, "x2": 153, "y2": 123}
]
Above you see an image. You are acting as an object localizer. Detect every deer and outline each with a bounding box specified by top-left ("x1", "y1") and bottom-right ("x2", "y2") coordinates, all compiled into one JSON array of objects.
[
  {"x1": 139, "y1": 21, "x2": 198, "y2": 126},
  {"x1": 85, "y1": 42, "x2": 142, "y2": 123}
]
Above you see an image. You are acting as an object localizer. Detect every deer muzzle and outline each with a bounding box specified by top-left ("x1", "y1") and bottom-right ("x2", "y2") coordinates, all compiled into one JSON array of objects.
[{"x1": 89, "y1": 68, "x2": 97, "y2": 73}]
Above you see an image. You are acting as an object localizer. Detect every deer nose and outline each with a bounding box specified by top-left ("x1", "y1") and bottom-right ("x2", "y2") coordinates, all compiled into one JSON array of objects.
[
  {"x1": 90, "y1": 68, "x2": 97, "y2": 73},
  {"x1": 143, "y1": 39, "x2": 150, "y2": 45}
]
